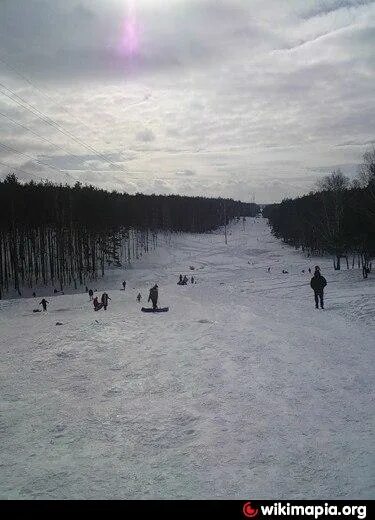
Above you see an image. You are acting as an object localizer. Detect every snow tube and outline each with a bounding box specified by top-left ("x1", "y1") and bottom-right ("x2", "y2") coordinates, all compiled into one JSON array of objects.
[{"x1": 141, "y1": 307, "x2": 169, "y2": 313}]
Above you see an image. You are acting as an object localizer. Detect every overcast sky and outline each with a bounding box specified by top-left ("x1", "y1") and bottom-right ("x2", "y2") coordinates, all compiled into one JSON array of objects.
[{"x1": 0, "y1": 0, "x2": 374, "y2": 202}]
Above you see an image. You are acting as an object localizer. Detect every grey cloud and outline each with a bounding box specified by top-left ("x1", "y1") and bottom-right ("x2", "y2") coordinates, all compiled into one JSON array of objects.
[
  {"x1": 175, "y1": 169, "x2": 196, "y2": 177},
  {"x1": 135, "y1": 129, "x2": 155, "y2": 142},
  {"x1": 0, "y1": 0, "x2": 374, "y2": 203},
  {"x1": 300, "y1": 0, "x2": 374, "y2": 19}
]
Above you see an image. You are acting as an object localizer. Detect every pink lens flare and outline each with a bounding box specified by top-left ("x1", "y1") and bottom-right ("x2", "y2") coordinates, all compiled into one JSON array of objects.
[{"x1": 121, "y1": 1, "x2": 140, "y2": 57}]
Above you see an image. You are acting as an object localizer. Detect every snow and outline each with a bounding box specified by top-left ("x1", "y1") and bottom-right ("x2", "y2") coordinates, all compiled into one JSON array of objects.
[{"x1": 1, "y1": 218, "x2": 374, "y2": 499}]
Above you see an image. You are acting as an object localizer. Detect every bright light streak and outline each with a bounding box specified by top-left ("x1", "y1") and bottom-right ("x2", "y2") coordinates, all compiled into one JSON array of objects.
[{"x1": 121, "y1": 1, "x2": 140, "y2": 57}]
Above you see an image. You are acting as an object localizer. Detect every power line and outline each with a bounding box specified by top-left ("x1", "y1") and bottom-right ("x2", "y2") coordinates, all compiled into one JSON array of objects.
[
  {"x1": 0, "y1": 159, "x2": 40, "y2": 180},
  {"x1": 0, "y1": 80, "x2": 127, "y2": 175},
  {"x1": 0, "y1": 53, "x2": 101, "y2": 136},
  {"x1": 0, "y1": 109, "x2": 127, "y2": 181},
  {"x1": 0, "y1": 142, "x2": 74, "y2": 180},
  {"x1": 0, "y1": 106, "x2": 145, "y2": 183},
  {"x1": 0, "y1": 109, "x2": 78, "y2": 157}
]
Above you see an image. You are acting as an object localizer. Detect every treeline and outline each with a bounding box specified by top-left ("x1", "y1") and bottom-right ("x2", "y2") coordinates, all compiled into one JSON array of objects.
[
  {"x1": 0, "y1": 175, "x2": 259, "y2": 298},
  {"x1": 263, "y1": 148, "x2": 375, "y2": 272}
]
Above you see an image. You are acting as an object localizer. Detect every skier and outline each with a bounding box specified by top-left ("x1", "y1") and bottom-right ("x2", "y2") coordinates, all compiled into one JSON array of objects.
[
  {"x1": 191, "y1": 276, "x2": 195, "y2": 284},
  {"x1": 136, "y1": 292, "x2": 142, "y2": 302},
  {"x1": 101, "y1": 292, "x2": 111, "y2": 310},
  {"x1": 39, "y1": 298, "x2": 49, "y2": 311},
  {"x1": 178, "y1": 274, "x2": 183, "y2": 285},
  {"x1": 182, "y1": 275, "x2": 188, "y2": 285},
  {"x1": 122, "y1": 281, "x2": 126, "y2": 291},
  {"x1": 148, "y1": 284, "x2": 158, "y2": 310},
  {"x1": 88, "y1": 289, "x2": 94, "y2": 300},
  {"x1": 310, "y1": 267, "x2": 327, "y2": 309}
]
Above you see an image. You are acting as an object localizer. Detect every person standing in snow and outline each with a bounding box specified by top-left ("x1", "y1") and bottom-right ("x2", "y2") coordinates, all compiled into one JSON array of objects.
[
  {"x1": 148, "y1": 284, "x2": 158, "y2": 309},
  {"x1": 93, "y1": 296, "x2": 100, "y2": 311},
  {"x1": 39, "y1": 298, "x2": 49, "y2": 311},
  {"x1": 88, "y1": 289, "x2": 94, "y2": 301},
  {"x1": 310, "y1": 266, "x2": 327, "y2": 309},
  {"x1": 101, "y1": 292, "x2": 111, "y2": 310},
  {"x1": 122, "y1": 281, "x2": 126, "y2": 291},
  {"x1": 136, "y1": 292, "x2": 142, "y2": 302}
]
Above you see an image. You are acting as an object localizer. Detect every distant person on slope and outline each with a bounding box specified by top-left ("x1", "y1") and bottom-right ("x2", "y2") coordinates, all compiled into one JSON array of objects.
[
  {"x1": 148, "y1": 284, "x2": 158, "y2": 309},
  {"x1": 122, "y1": 281, "x2": 126, "y2": 291},
  {"x1": 101, "y1": 292, "x2": 111, "y2": 310},
  {"x1": 137, "y1": 292, "x2": 142, "y2": 302},
  {"x1": 310, "y1": 267, "x2": 327, "y2": 309},
  {"x1": 39, "y1": 298, "x2": 49, "y2": 311},
  {"x1": 88, "y1": 289, "x2": 94, "y2": 301},
  {"x1": 93, "y1": 296, "x2": 100, "y2": 310}
]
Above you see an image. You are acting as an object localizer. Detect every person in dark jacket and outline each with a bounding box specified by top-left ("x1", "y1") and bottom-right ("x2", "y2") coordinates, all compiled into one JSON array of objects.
[
  {"x1": 148, "y1": 284, "x2": 158, "y2": 309},
  {"x1": 88, "y1": 289, "x2": 94, "y2": 301},
  {"x1": 310, "y1": 268, "x2": 327, "y2": 309},
  {"x1": 39, "y1": 298, "x2": 49, "y2": 311},
  {"x1": 101, "y1": 292, "x2": 111, "y2": 310},
  {"x1": 93, "y1": 296, "x2": 103, "y2": 311},
  {"x1": 136, "y1": 292, "x2": 142, "y2": 302}
]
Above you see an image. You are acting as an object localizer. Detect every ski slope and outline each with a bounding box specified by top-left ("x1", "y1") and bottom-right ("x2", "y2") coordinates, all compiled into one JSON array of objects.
[{"x1": 1, "y1": 218, "x2": 374, "y2": 499}]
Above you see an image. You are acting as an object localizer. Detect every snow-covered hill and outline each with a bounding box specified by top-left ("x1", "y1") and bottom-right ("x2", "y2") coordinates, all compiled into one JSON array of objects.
[{"x1": 1, "y1": 218, "x2": 374, "y2": 499}]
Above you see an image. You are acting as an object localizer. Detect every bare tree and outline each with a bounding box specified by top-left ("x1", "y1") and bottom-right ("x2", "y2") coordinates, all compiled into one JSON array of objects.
[
  {"x1": 358, "y1": 146, "x2": 375, "y2": 188},
  {"x1": 317, "y1": 169, "x2": 350, "y2": 192},
  {"x1": 316, "y1": 170, "x2": 350, "y2": 270}
]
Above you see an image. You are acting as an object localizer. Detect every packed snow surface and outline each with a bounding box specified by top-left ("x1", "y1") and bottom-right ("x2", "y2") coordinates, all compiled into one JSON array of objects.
[{"x1": 1, "y1": 218, "x2": 374, "y2": 499}]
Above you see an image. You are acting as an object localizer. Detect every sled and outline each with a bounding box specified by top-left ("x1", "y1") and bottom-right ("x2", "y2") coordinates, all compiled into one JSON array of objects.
[{"x1": 141, "y1": 307, "x2": 169, "y2": 313}]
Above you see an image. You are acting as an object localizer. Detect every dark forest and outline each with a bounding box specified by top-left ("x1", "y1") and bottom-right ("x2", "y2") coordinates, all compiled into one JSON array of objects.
[
  {"x1": 263, "y1": 148, "x2": 375, "y2": 273},
  {"x1": 0, "y1": 175, "x2": 259, "y2": 298}
]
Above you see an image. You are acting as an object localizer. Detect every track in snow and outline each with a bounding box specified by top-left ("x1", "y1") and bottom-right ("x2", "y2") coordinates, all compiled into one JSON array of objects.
[{"x1": 0, "y1": 218, "x2": 374, "y2": 499}]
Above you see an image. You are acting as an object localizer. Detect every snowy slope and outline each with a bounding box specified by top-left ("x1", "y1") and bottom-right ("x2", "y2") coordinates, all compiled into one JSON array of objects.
[{"x1": 1, "y1": 218, "x2": 374, "y2": 499}]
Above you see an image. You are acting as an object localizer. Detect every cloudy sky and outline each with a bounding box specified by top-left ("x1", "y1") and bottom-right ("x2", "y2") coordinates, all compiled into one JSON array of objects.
[{"x1": 0, "y1": 0, "x2": 374, "y2": 202}]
